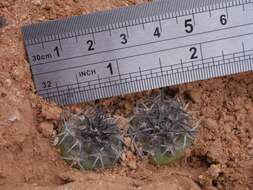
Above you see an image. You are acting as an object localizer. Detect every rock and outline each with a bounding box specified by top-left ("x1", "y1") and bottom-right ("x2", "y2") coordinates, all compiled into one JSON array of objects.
[
  {"x1": 126, "y1": 150, "x2": 134, "y2": 159},
  {"x1": 116, "y1": 116, "x2": 130, "y2": 133},
  {"x1": 248, "y1": 138, "x2": 253, "y2": 156},
  {"x1": 124, "y1": 137, "x2": 131, "y2": 147},
  {"x1": 0, "y1": 16, "x2": 6, "y2": 28},
  {"x1": 38, "y1": 122, "x2": 54, "y2": 138},
  {"x1": 8, "y1": 110, "x2": 21, "y2": 123},
  {"x1": 32, "y1": 0, "x2": 42, "y2": 6},
  {"x1": 8, "y1": 115, "x2": 17, "y2": 122},
  {"x1": 41, "y1": 104, "x2": 62, "y2": 120},
  {"x1": 248, "y1": 138, "x2": 253, "y2": 149},
  {"x1": 205, "y1": 186, "x2": 218, "y2": 190},
  {"x1": 206, "y1": 141, "x2": 226, "y2": 164},
  {"x1": 208, "y1": 164, "x2": 221, "y2": 178},
  {"x1": 121, "y1": 153, "x2": 126, "y2": 161},
  {"x1": 198, "y1": 174, "x2": 212, "y2": 186},
  {"x1": 5, "y1": 79, "x2": 12, "y2": 87},
  {"x1": 205, "y1": 118, "x2": 217, "y2": 129},
  {"x1": 127, "y1": 160, "x2": 137, "y2": 170}
]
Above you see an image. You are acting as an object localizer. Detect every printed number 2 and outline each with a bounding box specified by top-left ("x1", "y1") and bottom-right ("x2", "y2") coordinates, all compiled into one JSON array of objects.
[
  {"x1": 87, "y1": 40, "x2": 95, "y2": 51},
  {"x1": 190, "y1": 47, "x2": 198, "y2": 60}
]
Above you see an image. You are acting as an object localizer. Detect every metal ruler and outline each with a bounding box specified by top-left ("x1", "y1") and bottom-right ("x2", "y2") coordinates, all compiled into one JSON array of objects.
[{"x1": 22, "y1": 0, "x2": 253, "y2": 105}]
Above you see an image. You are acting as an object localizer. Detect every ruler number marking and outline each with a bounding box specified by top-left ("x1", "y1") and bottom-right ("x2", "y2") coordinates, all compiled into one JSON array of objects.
[
  {"x1": 87, "y1": 40, "x2": 95, "y2": 51},
  {"x1": 54, "y1": 46, "x2": 60, "y2": 57},
  {"x1": 120, "y1": 33, "x2": 128, "y2": 44},
  {"x1": 42, "y1": 81, "x2": 52, "y2": 89},
  {"x1": 185, "y1": 18, "x2": 194, "y2": 33},
  {"x1": 189, "y1": 47, "x2": 198, "y2": 60},
  {"x1": 220, "y1": 14, "x2": 228, "y2": 26},
  {"x1": 107, "y1": 63, "x2": 114, "y2": 75},
  {"x1": 154, "y1": 27, "x2": 161, "y2": 38}
]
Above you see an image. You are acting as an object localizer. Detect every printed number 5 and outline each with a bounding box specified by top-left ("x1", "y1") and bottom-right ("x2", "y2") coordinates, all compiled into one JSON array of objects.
[{"x1": 185, "y1": 19, "x2": 194, "y2": 33}]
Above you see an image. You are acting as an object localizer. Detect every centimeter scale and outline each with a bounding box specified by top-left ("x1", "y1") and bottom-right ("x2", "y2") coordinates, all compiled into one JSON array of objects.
[{"x1": 22, "y1": 0, "x2": 253, "y2": 105}]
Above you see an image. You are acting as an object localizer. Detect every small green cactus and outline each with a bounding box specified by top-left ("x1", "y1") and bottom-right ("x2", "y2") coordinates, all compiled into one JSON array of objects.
[
  {"x1": 128, "y1": 89, "x2": 198, "y2": 165},
  {"x1": 55, "y1": 107, "x2": 124, "y2": 170}
]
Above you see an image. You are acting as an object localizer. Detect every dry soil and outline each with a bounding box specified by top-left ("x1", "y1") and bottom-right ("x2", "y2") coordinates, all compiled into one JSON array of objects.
[{"x1": 0, "y1": 0, "x2": 253, "y2": 190}]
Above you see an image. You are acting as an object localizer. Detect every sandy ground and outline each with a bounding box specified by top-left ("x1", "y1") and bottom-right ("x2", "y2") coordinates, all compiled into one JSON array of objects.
[{"x1": 0, "y1": 0, "x2": 253, "y2": 189}]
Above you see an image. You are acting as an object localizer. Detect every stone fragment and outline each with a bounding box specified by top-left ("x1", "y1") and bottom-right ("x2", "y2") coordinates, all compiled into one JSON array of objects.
[
  {"x1": 38, "y1": 122, "x2": 54, "y2": 138},
  {"x1": 127, "y1": 160, "x2": 137, "y2": 170},
  {"x1": 0, "y1": 16, "x2": 6, "y2": 28},
  {"x1": 208, "y1": 164, "x2": 221, "y2": 178}
]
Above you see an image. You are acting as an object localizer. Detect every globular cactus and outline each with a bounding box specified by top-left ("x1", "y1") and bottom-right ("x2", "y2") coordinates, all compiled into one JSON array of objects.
[
  {"x1": 55, "y1": 107, "x2": 124, "y2": 170},
  {"x1": 128, "y1": 89, "x2": 198, "y2": 165}
]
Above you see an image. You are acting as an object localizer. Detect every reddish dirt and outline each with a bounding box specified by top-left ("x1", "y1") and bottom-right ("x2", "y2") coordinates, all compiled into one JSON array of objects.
[{"x1": 0, "y1": 0, "x2": 253, "y2": 189}]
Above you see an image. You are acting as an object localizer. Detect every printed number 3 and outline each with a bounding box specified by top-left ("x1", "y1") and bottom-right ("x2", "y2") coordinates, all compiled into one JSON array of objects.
[{"x1": 120, "y1": 33, "x2": 128, "y2": 44}]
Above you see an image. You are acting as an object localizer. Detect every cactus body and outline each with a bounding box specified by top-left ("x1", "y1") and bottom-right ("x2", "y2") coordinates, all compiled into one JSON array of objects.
[
  {"x1": 56, "y1": 109, "x2": 123, "y2": 170},
  {"x1": 129, "y1": 93, "x2": 197, "y2": 165}
]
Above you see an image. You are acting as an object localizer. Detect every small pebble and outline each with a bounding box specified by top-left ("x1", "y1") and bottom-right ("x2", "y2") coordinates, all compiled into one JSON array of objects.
[
  {"x1": 208, "y1": 164, "x2": 221, "y2": 178},
  {"x1": 5, "y1": 79, "x2": 12, "y2": 87},
  {"x1": 127, "y1": 160, "x2": 137, "y2": 170},
  {"x1": 8, "y1": 115, "x2": 17, "y2": 122},
  {"x1": 121, "y1": 153, "x2": 126, "y2": 161},
  {"x1": 0, "y1": 16, "x2": 6, "y2": 28},
  {"x1": 41, "y1": 104, "x2": 62, "y2": 120},
  {"x1": 8, "y1": 111, "x2": 21, "y2": 123},
  {"x1": 32, "y1": 0, "x2": 42, "y2": 6},
  {"x1": 126, "y1": 150, "x2": 134, "y2": 159},
  {"x1": 38, "y1": 122, "x2": 54, "y2": 138},
  {"x1": 124, "y1": 137, "x2": 131, "y2": 147}
]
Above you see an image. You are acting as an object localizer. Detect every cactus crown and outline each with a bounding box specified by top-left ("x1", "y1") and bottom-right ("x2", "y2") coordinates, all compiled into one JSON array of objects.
[
  {"x1": 128, "y1": 89, "x2": 197, "y2": 164},
  {"x1": 56, "y1": 106, "x2": 124, "y2": 170}
]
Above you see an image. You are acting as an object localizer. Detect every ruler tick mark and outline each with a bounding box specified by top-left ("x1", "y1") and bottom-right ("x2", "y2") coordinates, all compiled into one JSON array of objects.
[
  {"x1": 142, "y1": 23, "x2": 145, "y2": 30},
  {"x1": 159, "y1": 19, "x2": 163, "y2": 32},
  {"x1": 58, "y1": 39, "x2": 62, "y2": 51},
  {"x1": 225, "y1": 6, "x2": 229, "y2": 19},
  {"x1": 192, "y1": 13, "x2": 196, "y2": 26},
  {"x1": 126, "y1": 27, "x2": 129, "y2": 38},
  {"x1": 92, "y1": 33, "x2": 96, "y2": 45},
  {"x1": 175, "y1": 16, "x2": 178, "y2": 24}
]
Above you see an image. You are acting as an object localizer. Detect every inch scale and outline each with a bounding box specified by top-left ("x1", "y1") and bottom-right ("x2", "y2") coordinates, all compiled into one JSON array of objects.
[{"x1": 22, "y1": 0, "x2": 253, "y2": 105}]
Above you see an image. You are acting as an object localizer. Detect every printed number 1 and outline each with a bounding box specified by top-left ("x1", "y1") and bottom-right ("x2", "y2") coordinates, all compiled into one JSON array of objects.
[
  {"x1": 54, "y1": 46, "x2": 60, "y2": 57},
  {"x1": 107, "y1": 63, "x2": 113, "y2": 75}
]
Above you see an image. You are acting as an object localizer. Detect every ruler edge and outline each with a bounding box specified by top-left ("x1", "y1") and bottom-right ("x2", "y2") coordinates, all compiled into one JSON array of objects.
[{"x1": 21, "y1": 0, "x2": 248, "y2": 46}]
